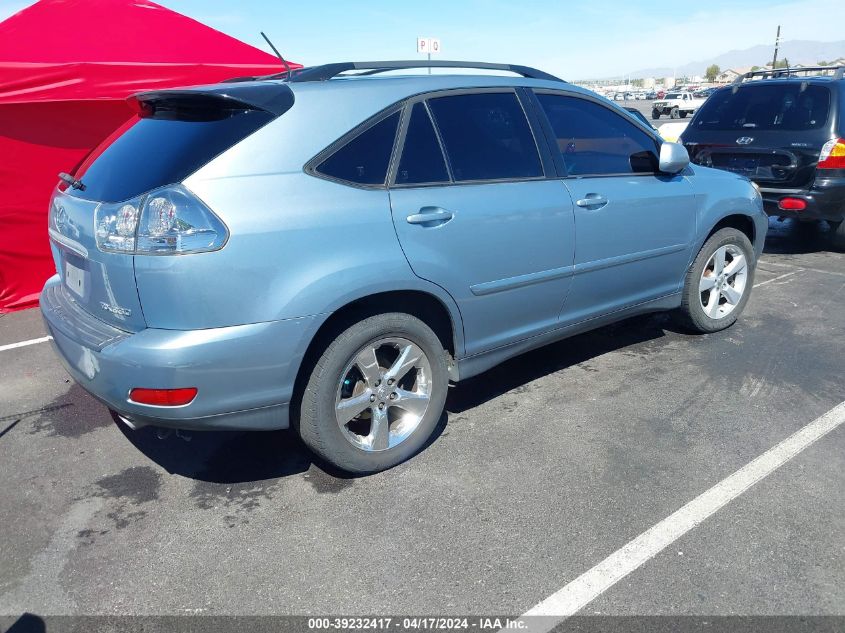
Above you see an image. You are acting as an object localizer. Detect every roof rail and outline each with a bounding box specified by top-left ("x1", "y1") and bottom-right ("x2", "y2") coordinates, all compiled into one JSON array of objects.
[
  {"x1": 277, "y1": 60, "x2": 563, "y2": 83},
  {"x1": 732, "y1": 65, "x2": 844, "y2": 84}
]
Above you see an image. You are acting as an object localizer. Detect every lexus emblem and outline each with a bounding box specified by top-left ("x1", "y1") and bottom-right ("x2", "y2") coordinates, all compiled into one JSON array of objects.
[
  {"x1": 55, "y1": 205, "x2": 68, "y2": 233},
  {"x1": 736, "y1": 137, "x2": 754, "y2": 145}
]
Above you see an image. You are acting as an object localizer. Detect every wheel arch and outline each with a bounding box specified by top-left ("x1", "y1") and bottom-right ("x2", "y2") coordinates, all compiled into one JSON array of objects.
[
  {"x1": 685, "y1": 209, "x2": 763, "y2": 275},
  {"x1": 289, "y1": 289, "x2": 463, "y2": 429},
  {"x1": 706, "y1": 213, "x2": 756, "y2": 245}
]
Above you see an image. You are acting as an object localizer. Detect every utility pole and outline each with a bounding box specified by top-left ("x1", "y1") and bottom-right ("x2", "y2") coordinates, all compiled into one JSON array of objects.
[{"x1": 771, "y1": 25, "x2": 781, "y2": 69}]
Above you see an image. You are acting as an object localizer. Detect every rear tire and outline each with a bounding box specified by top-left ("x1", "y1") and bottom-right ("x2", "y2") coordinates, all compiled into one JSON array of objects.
[
  {"x1": 298, "y1": 313, "x2": 448, "y2": 474},
  {"x1": 679, "y1": 111, "x2": 687, "y2": 119},
  {"x1": 677, "y1": 228, "x2": 756, "y2": 333}
]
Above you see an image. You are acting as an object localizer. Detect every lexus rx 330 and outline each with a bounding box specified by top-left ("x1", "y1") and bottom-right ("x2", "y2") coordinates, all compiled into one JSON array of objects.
[{"x1": 41, "y1": 61, "x2": 767, "y2": 473}]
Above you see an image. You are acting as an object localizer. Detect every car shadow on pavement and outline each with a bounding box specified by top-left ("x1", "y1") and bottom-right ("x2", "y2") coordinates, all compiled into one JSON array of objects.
[
  {"x1": 115, "y1": 416, "x2": 321, "y2": 483},
  {"x1": 763, "y1": 217, "x2": 839, "y2": 255},
  {"x1": 447, "y1": 312, "x2": 676, "y2": 414},
  {"x1": 5, "y1": 613, "x2": 46, "y2": 633},
  {"x1": 113, "y1": 315, "x2": 675, "y2": 485},
  {"x1": 114, "y1": 409, "x2": 449, "y2": 485}
]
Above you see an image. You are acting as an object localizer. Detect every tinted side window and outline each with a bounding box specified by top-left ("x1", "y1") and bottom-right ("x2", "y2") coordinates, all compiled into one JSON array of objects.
[
  {"x1": 395, "y1": 103, "x2": 450, "y2": 185},
  {"x1": 317, "y1": 111, "x2": 400, "y2": 185},
  {"x1": 537, "y1": 94, "x2": 659, "y2": 176},
  {"x1": 428, "y1": 92, "x2": 542, "y2": 181}
]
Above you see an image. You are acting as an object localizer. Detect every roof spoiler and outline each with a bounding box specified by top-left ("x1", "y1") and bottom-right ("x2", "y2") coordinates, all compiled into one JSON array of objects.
[{"x1": 128, "y1": 82, "x2": 295, "y2": 117}]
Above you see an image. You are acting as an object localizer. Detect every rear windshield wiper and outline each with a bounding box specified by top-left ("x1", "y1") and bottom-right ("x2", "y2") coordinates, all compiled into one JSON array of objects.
[{"x1": 58, "y1": 172, "x2": 86, "y2": 191}]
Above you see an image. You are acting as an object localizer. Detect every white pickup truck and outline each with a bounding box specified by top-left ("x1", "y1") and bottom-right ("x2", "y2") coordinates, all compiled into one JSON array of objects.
[{"x1": 651, "y1": 92, "x2": 706, "y2": 119}]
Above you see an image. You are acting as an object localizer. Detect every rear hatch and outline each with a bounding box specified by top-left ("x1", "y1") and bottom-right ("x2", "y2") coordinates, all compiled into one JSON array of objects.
[
  {"x1": 49, "y1": 187, "x2": 146, "y2": 331},
  {"x1": 47, "y1": 82, "x2": 293, "y2": 331},
  {"x1": 682, "y1": 82, "x2": 835, "y2": 188}
]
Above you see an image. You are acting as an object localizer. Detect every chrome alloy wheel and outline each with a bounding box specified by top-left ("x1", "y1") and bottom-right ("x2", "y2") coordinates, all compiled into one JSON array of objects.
[
  {"x1": 699, "y1": 244, "x2": 749, "y2": 319},
  {"x1": 335, "y1": 337, "x2": 433, "y2": 452}
]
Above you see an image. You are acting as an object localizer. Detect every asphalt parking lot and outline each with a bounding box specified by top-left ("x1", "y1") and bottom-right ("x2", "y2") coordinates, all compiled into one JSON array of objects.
[{"x1": 0, "y1": 218, "x2": 843, "y2": 623}]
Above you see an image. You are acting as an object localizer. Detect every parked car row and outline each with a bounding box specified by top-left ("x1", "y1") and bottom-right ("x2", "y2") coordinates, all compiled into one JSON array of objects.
[
  {"x1": 603, "y1": 87, "x2": 720, "y2": 104},
  {"x1": 611, "y1": 90, "x2": 657, "y2": 101}
]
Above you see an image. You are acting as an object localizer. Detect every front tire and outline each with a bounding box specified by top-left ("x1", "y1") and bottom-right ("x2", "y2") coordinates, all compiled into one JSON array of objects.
[
  {"x1": 652, "y1": 109, "x2": 661, "y2": 120},
  {"x1": 677, "y1": 228, "x2": 756, "y2": 333},
  {"x1": 298, "y1": 313, "x2": 448, "y2": 474}
]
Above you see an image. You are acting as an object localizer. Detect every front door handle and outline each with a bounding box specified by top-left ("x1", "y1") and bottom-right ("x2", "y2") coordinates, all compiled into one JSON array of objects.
[
  {"x1": 575, "y1": 194, "x2": 608, "y2": 209},
  {"x1": 406, "y1": 207, "x2": 455, "y2": 226}
]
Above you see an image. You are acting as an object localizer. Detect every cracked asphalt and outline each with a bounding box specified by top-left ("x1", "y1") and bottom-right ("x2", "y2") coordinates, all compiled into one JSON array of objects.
[{"x1": 0, "y1": 218, "x2": 843, "y2": 623}]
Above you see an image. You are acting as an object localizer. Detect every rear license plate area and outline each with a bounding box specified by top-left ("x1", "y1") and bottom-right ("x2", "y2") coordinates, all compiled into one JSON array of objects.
[{"x1": 63, "y1": 253, "x2": 90, "y2": 301}]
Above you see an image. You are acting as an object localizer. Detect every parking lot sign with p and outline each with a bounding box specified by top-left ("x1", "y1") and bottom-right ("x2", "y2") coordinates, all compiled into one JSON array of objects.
[
  {"x1": 417, "y1": 37, "x2": 441, "y2": 54},
  {"x1": 417, "y1": 37, "x2": 440, "y2": 74}
]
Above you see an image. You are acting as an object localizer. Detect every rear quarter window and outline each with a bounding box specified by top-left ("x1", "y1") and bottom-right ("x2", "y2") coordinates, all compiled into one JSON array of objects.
[{"x1": 315, "y1": 111, "x2": 401, "y2": 186}]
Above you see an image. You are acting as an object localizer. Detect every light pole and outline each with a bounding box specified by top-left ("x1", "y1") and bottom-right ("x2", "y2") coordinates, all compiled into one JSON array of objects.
[{"x1": 772, "y1": 25, "x2": 781, "y2": 69}]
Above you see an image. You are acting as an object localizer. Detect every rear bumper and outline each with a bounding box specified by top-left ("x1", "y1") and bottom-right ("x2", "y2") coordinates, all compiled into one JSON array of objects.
[
  {"x1": 761, "y1": 178, "x2": 845, "y2": 222},
  {"x1": 40, "y1": 276, "x2": 318, "y2": 431}
]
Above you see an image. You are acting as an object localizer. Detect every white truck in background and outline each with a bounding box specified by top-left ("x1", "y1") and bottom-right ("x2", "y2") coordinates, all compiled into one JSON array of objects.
[{"x1": 651, "y1": 91, "x2": 706, "y2": 119}]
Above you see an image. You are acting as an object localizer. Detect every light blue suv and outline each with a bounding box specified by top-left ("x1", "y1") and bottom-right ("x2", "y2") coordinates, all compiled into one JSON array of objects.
[{"x1": 41, "y1": 61, "x2": 767, "y2": 473}]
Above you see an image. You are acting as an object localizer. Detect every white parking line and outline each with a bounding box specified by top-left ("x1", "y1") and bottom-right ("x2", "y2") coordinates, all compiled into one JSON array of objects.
[
  {"x1": 760, "y1": 260, "x2": 845, "y2": 278},
  {"x1": 0, "y1": 336, "x2": 52, "y2": 352},
  {"x1": 516, "y1": 400, "x2": 845, "y2": 630},
  {"x1": 753, "y1": 270, "x2": 801, "y2": 288}
]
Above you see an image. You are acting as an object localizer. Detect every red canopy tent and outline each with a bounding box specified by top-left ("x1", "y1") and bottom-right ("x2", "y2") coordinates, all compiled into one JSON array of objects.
[{"x1": 0, "y1": 0, "x2": 298, "y2": 312}]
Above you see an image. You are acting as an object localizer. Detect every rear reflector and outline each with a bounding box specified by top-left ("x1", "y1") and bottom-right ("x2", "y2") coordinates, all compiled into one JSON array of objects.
[
  {"x1": 778, "y1": 197, "x2": 807, "y2": 211},
  {"x1": 129, "y1": 387, "x2": 197, "y2": 406}
]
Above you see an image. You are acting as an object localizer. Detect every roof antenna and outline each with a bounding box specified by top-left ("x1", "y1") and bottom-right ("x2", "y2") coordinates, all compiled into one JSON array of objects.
[{"x1": 261, "y1": 31, "x2": 292, "y2": 78}]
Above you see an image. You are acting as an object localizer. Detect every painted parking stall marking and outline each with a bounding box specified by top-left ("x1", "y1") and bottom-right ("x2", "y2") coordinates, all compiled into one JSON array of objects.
[
  {"x1": 753, "y1": 270, "x2": 802, "y2": 288},
  {"x1": 0, "y1": 336, "x2": 52, "y2": 352},
  {"x1": 514, "y1": 400, "x2": 845, "y2": 632}
]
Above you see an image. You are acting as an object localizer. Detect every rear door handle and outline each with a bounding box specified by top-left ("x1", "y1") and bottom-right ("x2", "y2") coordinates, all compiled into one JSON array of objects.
[
  {"x1": 406, "y1": 207, "x2": 454, "y2": 226},
  {"x1": 575, "y1": 194, "x2": 608, "y2": 209}
]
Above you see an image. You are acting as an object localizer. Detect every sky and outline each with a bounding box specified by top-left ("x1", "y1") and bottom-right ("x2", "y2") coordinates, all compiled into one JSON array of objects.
[{"x1": 0, "y1": 0, "x2": 840, "y2": 78}]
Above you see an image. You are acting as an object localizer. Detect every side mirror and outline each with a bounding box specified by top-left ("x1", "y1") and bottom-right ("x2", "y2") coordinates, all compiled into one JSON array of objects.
[{"x1": 659, "y1": 142, "x2": 690, "y2": 174}]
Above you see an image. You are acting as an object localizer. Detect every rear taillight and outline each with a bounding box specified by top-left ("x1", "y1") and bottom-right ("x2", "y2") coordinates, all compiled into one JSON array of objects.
[
  {"x1": 95, "y1": 184, "x2": 228, "y2": 255},
  {"x1": 818, "y1": 138, "x2": 845, "y2": 169},
  {"x1": 129, "y1": 387, "x2": 198, "y2": 406}
]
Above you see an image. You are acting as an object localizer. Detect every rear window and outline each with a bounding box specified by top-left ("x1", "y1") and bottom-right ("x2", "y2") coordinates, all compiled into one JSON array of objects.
[
  {"x1": 73, "y1": 107, "x2": 275, "y2": 202},
  {"x1": 692, "y1": 84, "x2": 831, "y2": 131}
]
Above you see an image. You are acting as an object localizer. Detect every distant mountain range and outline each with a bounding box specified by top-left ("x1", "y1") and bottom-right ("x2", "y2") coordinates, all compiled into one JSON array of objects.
[{"x1": 597, "y1": 40, "x2": 845, "y2": 80}]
